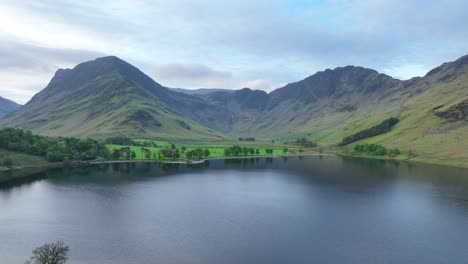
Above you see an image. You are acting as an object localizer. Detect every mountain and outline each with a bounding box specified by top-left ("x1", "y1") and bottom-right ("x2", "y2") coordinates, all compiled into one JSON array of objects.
[
  {"x1": 0, "y1": 96, "x2": 21, "y2": 118},
  {"x1": 170, "y1": 88, "x2": 235, "y2": 96},
  {"x1": 1, "y1": 55, "x2": 467, "y2": 166},
  {"x1": 0, "y1": 56, "x2": 227, "y2": 139}
]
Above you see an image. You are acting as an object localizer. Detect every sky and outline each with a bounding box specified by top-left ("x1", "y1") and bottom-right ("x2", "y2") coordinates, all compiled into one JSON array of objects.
[{"x1": 0, "y1": 0, "x2": 467, "y2": 104}]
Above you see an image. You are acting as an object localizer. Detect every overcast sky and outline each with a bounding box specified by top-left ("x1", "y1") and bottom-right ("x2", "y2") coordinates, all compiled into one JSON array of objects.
[{"x1": 0, "y1": 0, "x2": 467, "y2": 104}]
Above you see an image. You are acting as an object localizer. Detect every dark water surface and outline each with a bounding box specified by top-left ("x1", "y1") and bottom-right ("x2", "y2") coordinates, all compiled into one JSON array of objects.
[{"x1": 1, "y1": 156, "x2": 468, "y2": 264}]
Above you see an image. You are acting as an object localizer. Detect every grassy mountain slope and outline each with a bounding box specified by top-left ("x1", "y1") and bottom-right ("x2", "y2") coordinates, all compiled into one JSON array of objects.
[
  {"x1": 260, "y1": 56, "x2": 467, "y2": 166},
  {"x1": 198, "y1": 56, "x2": 467, "y2": 166},
  {"x1": 349, "y1": 57, "x2": 468, "y2": 167},
  {"x1": 1, "y1": 55, "x2": 466, "y2": 166},
  {"x1": 0, "y1": 57, "x2": 225, "y2": 140},
  {"x1": 0, "y1": 96, "x2": 21, "y2": 118}
]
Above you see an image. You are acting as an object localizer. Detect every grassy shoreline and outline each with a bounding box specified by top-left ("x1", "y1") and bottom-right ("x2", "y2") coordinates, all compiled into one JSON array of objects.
[
  {"x1": 335, "y1": 150, "x2": 468, "y2": 169},
  {"x1": 1, "y1": 148, "x2": 467, "y2": 186}
]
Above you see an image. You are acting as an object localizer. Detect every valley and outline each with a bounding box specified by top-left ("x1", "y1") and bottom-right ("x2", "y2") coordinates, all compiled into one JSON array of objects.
[{"x1": 0, "y1": 55, "x2": 466, "y2": 169}]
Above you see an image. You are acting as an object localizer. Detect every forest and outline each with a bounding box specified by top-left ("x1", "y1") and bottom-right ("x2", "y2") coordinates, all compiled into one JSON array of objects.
[{"x1": 0, "y1": 128, "x2": 109, "y2": 162}]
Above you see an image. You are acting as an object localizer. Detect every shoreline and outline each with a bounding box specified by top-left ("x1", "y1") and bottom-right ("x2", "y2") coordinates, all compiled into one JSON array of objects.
[
  {"x1": 1, "y1": 151, "x2": 466, "y2": 178},
  {"x1": 89, "y1": 153, "x2": 330, "y2": 166},
  {"x1": 335, "y1": 151, "x2": 468, "y2": 170}
]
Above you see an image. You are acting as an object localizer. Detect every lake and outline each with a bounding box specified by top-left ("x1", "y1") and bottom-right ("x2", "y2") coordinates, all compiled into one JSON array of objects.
[{"x1": 1, "y1": 155, "x2": 468, "y2": 264}]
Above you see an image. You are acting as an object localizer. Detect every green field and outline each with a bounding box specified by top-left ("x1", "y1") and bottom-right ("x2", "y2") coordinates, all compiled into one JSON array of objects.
[{"x1": 107, "y1": 140, "x2": 304, "y2": 160}]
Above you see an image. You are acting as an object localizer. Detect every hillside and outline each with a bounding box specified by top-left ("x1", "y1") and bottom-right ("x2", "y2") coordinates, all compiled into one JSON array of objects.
[
  {"x1": 0, "y1": 96, "x2": 21, "y2": 118},
  {"x1": 0, "y1": 56, "x2": 226, "y2": 140},
  {"x1": 1, "y1": 55, "x2": 467, "y2": 166},
  {"x1": 170, "y1": 88, "x2": 235, "y2": 96}
]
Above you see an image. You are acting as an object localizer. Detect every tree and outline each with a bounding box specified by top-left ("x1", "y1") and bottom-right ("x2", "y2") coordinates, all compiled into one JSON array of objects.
[
  {"x1": 249, "y1": 148, "x2": 255, "y2": 155},
  {"x1": 242, "y1": 147, "x2": 248, "y2": 156},
  {"x1": 193, "y1": 148, "x2": 204, "y2": 159},
  {"x1": 299, "y1": 149, "x2": 304, "y2": 154},
  {"x1": 130, "y1": 151, "x2": 136, "y2": 160},
  {"x1": 186, "y1": 150, "x2": 193, "y2": 160},
  {"x1": 203, "y1": 149, "x2": 210, "y2": 158},
  {"x1": 2, "y1": 157, "x2": 13, "y2": 167},
  {"x1": 181, "y1": 146, "x2": 187, "y2": 153},
  {"x1": 46, "y1": 150, "x2": 66, "y2": 162},
  {"x1": 282, "y1": 147, "x2": 288, "y2": 153},
  {"x1": 223, "y1": 148, "x2": 231, "y2": 157},
  {"x1": 340, "y1": 117, "x2": 399, "y2": 146},
  {"x1": 171, "y1": 144, "x2": 176, "y2": 150},
  {"x1": 112, "y1": 149, "x2": 121, "y2": 160},
  {"x1": 255, "y1": 149, "x2": 260, "y2": 155},
  {"x1": 295, "y1": 138, "x2": 317, "y2": 148},
  {"x1": 145, "y1": 149, "x2": 152, "y2": 159},
  {"x1": 27, "y1": 241, "x2": 69, "y2": 264}
]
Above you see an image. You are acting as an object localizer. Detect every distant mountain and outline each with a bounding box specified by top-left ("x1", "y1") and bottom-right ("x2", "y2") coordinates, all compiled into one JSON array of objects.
[
  {"x1": 170, "y1": 88, "x2": 235, "y2": 96},
  {"x1": 0, "y1": 56, "x2": 227, "y2": 139},
  {"x1": 0, "y1": 96, "x2": 21, "y2": 118},
  {"x1": 1, "y1": 55, "x2": 467, "y2": 165},
  {"x1": 270, "y1": 66, "x2": 400, "y2": 104}
]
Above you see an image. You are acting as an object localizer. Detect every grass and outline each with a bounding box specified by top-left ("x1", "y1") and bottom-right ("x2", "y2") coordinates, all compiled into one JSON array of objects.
[
  {"x1": 107, "y1": 140, "x2": 304, "y2": 160},
  {"x1": 0, "y1": 149, "x2": 49, "y2": 168}
]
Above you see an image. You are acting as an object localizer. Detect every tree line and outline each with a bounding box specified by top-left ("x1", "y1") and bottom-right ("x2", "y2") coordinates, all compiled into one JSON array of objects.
[
  {"x1": 105, "y1": 137, "x2": 158, "y2": 147},
  {"x1": 340, "y1": 117, "x2": 399, "y2": 146},
  {"x1": 223, "y1": 146, "x2": 291, "y2": 156},
  {"x1": 353, "y1": 143, "x2": 401, "y2": 157},
  {"x1": 295, "y1": 137, "x2": 317, "y2": 147},
  {"x1": 224, "y1": 146, "x2": 259, "y2": 156},
  {"x1": 238, "y1": 137, "x2": 256, "y2": 141},
  {"x1": 0, "y1": 128, "x2": 109, "y2": 162},
  {"x1": 111, "y1": 144, "x2": 211, "y2": 161}
]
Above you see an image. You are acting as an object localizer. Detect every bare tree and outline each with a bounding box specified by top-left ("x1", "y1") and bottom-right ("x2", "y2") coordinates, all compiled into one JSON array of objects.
[{"x1": 26, "y1": 241, "x2": 69, "y2": 264}]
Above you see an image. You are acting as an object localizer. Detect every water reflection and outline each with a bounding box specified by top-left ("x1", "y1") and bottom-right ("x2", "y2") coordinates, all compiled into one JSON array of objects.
[{"x1": 1, "y1": 155, "x2": 468, "y2": 264}]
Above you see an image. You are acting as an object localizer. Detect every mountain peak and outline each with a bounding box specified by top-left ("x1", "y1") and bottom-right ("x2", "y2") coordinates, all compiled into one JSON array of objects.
[
  {"x1": 426, "y1": 54, "x2": 468, "y2": 77},
  {"x1": 25, "y1": 56, "x2": 167, "y2": 107},
  {"x1": 270, "y1": 64, "x2": 398, "y2": 103},
  {"x1": 454, "y1": 54, "x2": 468, "y2": 67}
]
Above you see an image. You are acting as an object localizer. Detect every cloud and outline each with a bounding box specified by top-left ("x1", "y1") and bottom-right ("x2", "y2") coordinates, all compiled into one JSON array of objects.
[
  {"x1": 0, "y1": 39, "x2": 105, "y2": 103},
  {"x1": 0, "y1": 0, "x2": 467, "y2": 101},
  {"x1": 238, "y1": 79, "x2": 272, "y2": 91},
  {"x1": 0, "y1": 40, "x2": 105, "y2": 70},
  {"x1": 383, "y1": 63, "x2": 430, "y2": 80},
  {"x1": 154, "y1": 63, "x2": 232, "y2": 87}
]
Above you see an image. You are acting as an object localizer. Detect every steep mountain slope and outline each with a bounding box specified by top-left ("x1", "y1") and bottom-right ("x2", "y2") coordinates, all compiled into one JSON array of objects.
[
  {"x1": 197, "y1": 57, "x2": 467, "y2": 166},
  {"x1": 0, "y1": 96, "x2": 21, "y2": 118},
  {"x1": 242, "y1": 66, "x2": 407, "y2": 137},
  {"x1": 356, "y1": 55, "x2": 468, "y2": 167},
  {"x1": 250, "y1": 56, "x2": 466, "y2": 166},
  {"x1": 1, "y1": 55, "x2": 466, "y2": 166},
  {"x1": 0, "y1": 56, "x2": 226, "y2": 140}
]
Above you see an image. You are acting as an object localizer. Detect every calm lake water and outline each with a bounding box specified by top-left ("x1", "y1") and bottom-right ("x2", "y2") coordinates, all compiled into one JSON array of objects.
[{"x1": 1, "y1": 155, "x2": 468, "y2": 264}]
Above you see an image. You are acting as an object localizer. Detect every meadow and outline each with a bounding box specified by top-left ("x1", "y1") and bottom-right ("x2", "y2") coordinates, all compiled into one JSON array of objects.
[{"x1": 107, "y1": 139, "x2": 303, "y2": 160}]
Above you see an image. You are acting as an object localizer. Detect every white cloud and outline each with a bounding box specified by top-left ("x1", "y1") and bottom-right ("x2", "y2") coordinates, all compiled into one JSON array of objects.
[
  {"x1": 0, "y1": 0, "x2": 467, "y2": 102},
  {"x1": 238, "y1": 79, "x2": 271, "y2": 91},
  {"x1": 154, "y1": 63, "x2": 232, "y2": 88},
  {"x1": 383, "y1": 63, "x2": 430, "y2": 80}
]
